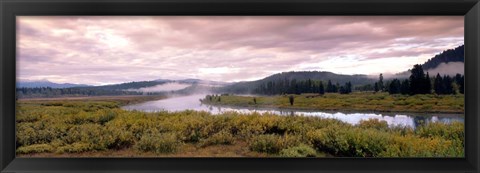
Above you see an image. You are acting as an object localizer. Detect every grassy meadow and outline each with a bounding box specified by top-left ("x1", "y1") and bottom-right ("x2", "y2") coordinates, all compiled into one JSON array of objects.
[
  {"x1": 201, "y1": 92, "x2": 464, "y2": 114},
  {"x1": 16, "y1": 95, "x2": 464, "y2": 157}
]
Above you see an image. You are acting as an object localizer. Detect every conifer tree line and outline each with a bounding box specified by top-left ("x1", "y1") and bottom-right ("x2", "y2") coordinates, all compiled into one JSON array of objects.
[
  {"x1": 253, "y1": 78, "x2": 352, "y2": 95},
  {"x1": 376, "y1": 65, "x2": 464, "y2": 95}
]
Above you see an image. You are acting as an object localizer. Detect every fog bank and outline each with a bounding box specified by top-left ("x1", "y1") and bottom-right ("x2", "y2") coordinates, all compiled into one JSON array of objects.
[{"x1": 127, "y1": 82, "x2": 191, "y2": 93}]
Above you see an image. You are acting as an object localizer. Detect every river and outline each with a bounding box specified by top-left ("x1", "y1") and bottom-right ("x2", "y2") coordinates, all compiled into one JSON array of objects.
[{"x1": 122, "y1": 94, "x2": 464, "y2": 128}]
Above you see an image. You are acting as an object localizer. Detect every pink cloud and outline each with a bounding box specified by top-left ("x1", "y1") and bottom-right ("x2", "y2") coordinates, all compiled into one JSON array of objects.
[{"x1": 17, "y1": 16, "x2": 463, "y2": 85}]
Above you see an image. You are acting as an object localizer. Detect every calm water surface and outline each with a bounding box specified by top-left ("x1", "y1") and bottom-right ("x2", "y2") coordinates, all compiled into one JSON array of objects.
[{"x1": 122, "y1": 94, "x2": 464, "y2": 128}]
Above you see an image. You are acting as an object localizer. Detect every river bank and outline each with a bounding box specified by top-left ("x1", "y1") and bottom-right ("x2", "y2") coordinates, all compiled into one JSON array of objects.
[{"x1": 200, "y1": 92, "x2": 464, "y2": 114}]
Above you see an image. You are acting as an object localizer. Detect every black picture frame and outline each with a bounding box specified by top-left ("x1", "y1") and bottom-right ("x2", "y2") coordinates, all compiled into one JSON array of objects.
[{"x1": 1, "y1": 0, "x2": 479, "y2": 172}]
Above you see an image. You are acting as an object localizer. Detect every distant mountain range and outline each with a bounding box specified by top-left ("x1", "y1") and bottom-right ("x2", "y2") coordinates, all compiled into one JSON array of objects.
[
  {"x1": 16, "y1": 78, "x2": 228, "y2": 89},
  {"x1": 17, "y1": 80, "x2": 91, "y2": 88}
]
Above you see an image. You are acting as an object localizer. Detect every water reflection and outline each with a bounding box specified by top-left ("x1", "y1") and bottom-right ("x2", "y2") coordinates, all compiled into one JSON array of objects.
[{"x1": 122, "y1": 94, "x2": 464, "y2": 128}]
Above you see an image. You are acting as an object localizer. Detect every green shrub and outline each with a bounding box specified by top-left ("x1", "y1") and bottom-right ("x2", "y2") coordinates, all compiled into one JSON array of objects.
[
  {"x1": 62, "y1": 123, "x2": 114, "y2": 150},
  {"x1": 357, "y1": 119, "x2": 389, "y2": 131},
  {"x1": 306, "y1": 127, "x2": 350, "y2": 155},
  {"x1": 56, "y1": 142, "x2": 93, "y2": 153},
  {"x1": 230, "y1": 114, "x2": 274, "y2": 138},
  {"x1": 134, "y1": 133, "x2": 181, "y2": 153},
  {"x1": 16, "y1": 121, "x2": 69, "y2": 146},
  {"x1": 307, "y1": 127, "x2": 391, "y2": 157},
  {"x1": 16, "y1": 123, "x2": 40, "y2": 146},
  {"x1": 346, "y1": 128, "x2": 391, "y2": 157},
  {"x1": 200, "y1": 130, "x2": 235, "y2": 147},
  {"x1": 279, "y1": 144, "x2": 317, "y2": 157},
  {"x1": 416, "y1": 122, "x2": 464, "y2": 144},
  {"x1": 16, "y1": 112, "x2": 42, "y2": 123},
  {"x1": 248, "y1": 134, "x2": 284, "y2": 153},
  {"x1": 105, "y1": 126, "x2": 135, "y2": 149},
  {"x1": 248, "y1": 134, "x2": 300, "y2": 154},
  {"x1": 16, "y1": 144, "x2": 54, "y2": 154},
  {"x1": 65, "y1": 111, "x2": 97, "y2": 124},
  {"x1": 96, "y1": 110, "x2": 117, "y2": 124},
  {"x1": 380, "y1": 135, "x2": 462, "y2": 157}
]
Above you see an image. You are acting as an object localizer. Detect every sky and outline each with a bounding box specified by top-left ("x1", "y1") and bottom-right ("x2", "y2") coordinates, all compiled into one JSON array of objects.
[{"x1": 17, "y1": 16, "x2": 464, "y2": 85}]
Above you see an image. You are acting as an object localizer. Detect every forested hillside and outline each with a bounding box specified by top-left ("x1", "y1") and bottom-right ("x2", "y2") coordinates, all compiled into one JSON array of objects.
[
  {"x1": 220, "y1": 71, "x2": 374, "y2": 94},
  {"x1": 422, "y1": 45, "x2": 464, "y2": 70}
]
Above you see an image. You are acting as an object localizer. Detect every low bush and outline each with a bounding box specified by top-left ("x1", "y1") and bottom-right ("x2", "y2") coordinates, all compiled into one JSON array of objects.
[
  {"x1": 105, "y1": 126, "x2": 135, "y2": 149},
  {"x1": 56, "y1": 142, "x2": 93, "y2": 153},
  {"x1": 279, "y1": 144, "x2": 317, "y2": 157},
  {"x1": 248, "y1": 134, "x2": 284, "y2": 154},
  {"x1": 134, "y1": 132, "x2": 181, "y2": 154},
  {"x1": 16, "y1": 144, "x2": 54, "y2": 154},
  {"x1": 62, "y1": 123, "x2": 114, "y2": 150},
  {"x1": 200, "y1": 130, "x2": 235, "y2": 147},
  {"x1": 307, "y1": 127, "x2": 350, "y2": 155},
  {"x1": 357, "y1": 119, "x2": 389, "y2": 131},
  {"x1": 16, "y1": 121, "x2": 70, "y2": 146},
  {"x1": 379, "y1": 135, "x2": 462, "y2": 157},
  {"x1": 346, "y1": 128, "x2": 391, "y2": 157},
  {"x1": 248, "y1": 134, "x2": 301, "y2": 154},
  {"x1": 415, "y1": 122, "x2": 464, "y2": 145},
  {"x1": 307, "y1": 126, "x2": 391, "y2": 157}
]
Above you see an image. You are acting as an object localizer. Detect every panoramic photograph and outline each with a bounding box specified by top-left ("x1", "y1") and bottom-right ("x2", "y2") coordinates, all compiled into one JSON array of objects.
[{"x1": 16, "y1": 16, "x2": 464, "y2": 157}]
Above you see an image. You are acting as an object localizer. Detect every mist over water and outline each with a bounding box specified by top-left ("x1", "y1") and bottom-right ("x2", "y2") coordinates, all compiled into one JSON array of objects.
[
  {"x1": 122, "y1": 94, "x2": 464, "y2": 129},
  {"x1": 126, "y1": 82, "x2": 191, "y2": 93}
]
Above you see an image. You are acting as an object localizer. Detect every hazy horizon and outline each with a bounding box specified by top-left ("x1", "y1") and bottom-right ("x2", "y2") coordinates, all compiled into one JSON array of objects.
[{"x1": 17, "y1": 16, "x2": 464, "y2": 85}]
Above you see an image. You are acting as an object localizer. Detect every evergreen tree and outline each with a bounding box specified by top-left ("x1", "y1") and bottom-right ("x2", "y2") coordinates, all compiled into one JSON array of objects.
[
  {"x1": 425, "y1": 72, "x2": 432, "y2": 94},
  {"x1": 339, "y1": 86, "x2": 347, "y2": 94},
  {"x1": 326, "y1": 80, "x2": 334, "y2": 93},
  {"x1": 434, "y1": 73, "x2": 444, "y2": 94},
  {"x1": 400, "y1": 79, "x2": 410, "y2": 95},
  {"x1": 346, "y1": 82, "x2": 352, "y2": 93},
  {"x1": 409, "y1": 64, "x2": 428, "y2": 95},
  {"x1": 443, "y1": 75, "x2": 454, "y2": 94},
  {"x1": 454, "y1": 74, "x2": 464, "y2": 94},
  {"x1": 378, "y1": 73, "x2": 384, "y2": 91},
  {"x1": 319, "y1": 81, "x2": 325, "y2": 95},
  {"x1": 388, "y1": 79, "x2": 401, "y2": 94},
  {"x1": 306, "y1": 79, "x2": 313, "y2": 93}
]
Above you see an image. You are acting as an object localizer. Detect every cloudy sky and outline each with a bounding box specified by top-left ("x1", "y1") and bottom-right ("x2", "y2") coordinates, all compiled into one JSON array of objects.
[{"x1": 17, "y1": 16, "x2": 463, "y2": 85}]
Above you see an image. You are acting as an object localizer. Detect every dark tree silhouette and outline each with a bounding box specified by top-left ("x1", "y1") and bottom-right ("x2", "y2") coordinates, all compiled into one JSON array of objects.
[
  {"x1": 409, "y1": 64, "x2": 429, "y2": 95},
  {"x1": 319, "y1": 81, "x2": 325, "y2": 95},
  {"x1": 434, "y1": 73, "x2": 444, "y2": 95},
  {"x1": 400, "y1": 79, "x2": 410, "y2": 95},
  {"x1": 378, "y1": 73, "x2": 384, "y2": 91},
  {"x1": 388, "y1": 79, "x2": 401, "y2": 94},
  {"x1": 288, "y1": 95, "x2": 294, "y2": 106}
]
